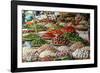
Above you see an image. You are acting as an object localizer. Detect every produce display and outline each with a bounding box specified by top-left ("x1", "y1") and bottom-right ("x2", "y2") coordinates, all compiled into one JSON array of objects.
[
  {"x1": 22, "y1": 10, "x2": 90, "y2": 62},
  {"x1": 23, "y1": 34, "x2": 48, "y2": 46},
  {"x1": 72, "y1": 46, "x2": 90, "y2": 59}
]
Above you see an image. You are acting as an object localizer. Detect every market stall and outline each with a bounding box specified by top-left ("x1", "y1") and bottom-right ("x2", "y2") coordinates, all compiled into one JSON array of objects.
[{"x1": 22, "y1": 10, "x2": 90, "y2": 62}]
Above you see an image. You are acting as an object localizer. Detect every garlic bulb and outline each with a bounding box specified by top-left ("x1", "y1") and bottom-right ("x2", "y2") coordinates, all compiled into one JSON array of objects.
[{"x1": 72, "y1": 46, "x2": 90, "y2": 59}]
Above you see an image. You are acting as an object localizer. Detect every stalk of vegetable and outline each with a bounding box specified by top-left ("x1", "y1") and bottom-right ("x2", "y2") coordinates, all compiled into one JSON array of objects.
[
  {"x1": 33, "y1": 21, "x2": 38, "y2": 34},
  {"x1": 32, "y1": 11, "x2": 38, "y2": 34},
  {"x1": 23, "y1": 34, "x2": 40, "y2": 41}
]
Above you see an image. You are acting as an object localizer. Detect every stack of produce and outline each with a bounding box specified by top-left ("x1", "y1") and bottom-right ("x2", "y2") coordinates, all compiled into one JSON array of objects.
[
  {"x1": 72, "y1": 46, "x2": 90, "y2": 59},
  {"x1": 22, "y1": 48, "x2": 38, "y2": 62},
  {"x1": 23, "y1": 33, "x2": 48, "y2": 46},
  {"x1": 52, "y1": 34, "x2": 69, "y2": 45},
  {"x1": 37, "y1": 44, "x2": 72, "y2": 61},
  {"x1": 42, "y1": 32, "x2": 55, "y2": 40},
  {"x1": 55, "y1": 46, "x2": 72, "y2": 60},
  {"x1": 69, "y1": 42, "x2": 85, "y2": 52},
  {"x1": 60, "y1": 26, "x2": 76, "y2": 33},
  {"x1": 31, "y1": 38, "x2": 48, "y2": 47},
  {"x1": 39, "y1": 50, "x2": 56, "y2": 61},
  {"x1": 37, "y1": 44, "x2": 57, "y2": 53},
  {"x1": 37, "y1": 44, "x2": 57, "y2": 61}
]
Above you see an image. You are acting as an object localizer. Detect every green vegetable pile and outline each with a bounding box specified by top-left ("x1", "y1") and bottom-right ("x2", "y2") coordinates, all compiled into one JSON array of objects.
[
  {"x1": 63, "y1": 33, "x2": 84, "y2": 42},
  {"x1": 62, "y1": 32, "x2": 84, "y2": 43},
  {"x1": 23, "y1": 34, "x2": 40, "y2": 41},
  {"x1": 23, "y1": 34, "x2": 48, "y2": 46},
  {"x1": 31, "y1": 37, "x2": 48, "y2": 47}
]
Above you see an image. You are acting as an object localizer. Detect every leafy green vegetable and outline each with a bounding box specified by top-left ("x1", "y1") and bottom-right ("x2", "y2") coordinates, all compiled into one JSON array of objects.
[
  {"x1": 31, "y1": 38, "x2": 48, "y2": 46},
  {"x1": 23, "y1": 34, "x2": 40, "y2": 41},
  {"x1": 23, "y1": 33, "x2": 48, "y2": 46},
  {"x1": 62, "y1": 32, "x2": 84, "y2": 43}
]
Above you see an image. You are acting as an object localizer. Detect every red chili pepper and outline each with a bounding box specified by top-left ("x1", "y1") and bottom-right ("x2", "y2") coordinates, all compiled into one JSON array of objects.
[
  {"x1": 61, "y1": 26, "x2": 75, "y2": 33},
  {"x1": 25, "y1": 22, "x2": 33, "y2": 25},
  {"x1": 42, "y1": 32, "x2": 55, "y2": 40},
  {"x1": 50, "y1": 30, "x2": 63, "y2": 35}
]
